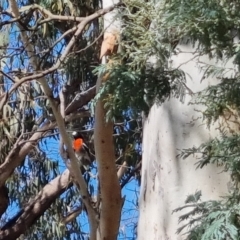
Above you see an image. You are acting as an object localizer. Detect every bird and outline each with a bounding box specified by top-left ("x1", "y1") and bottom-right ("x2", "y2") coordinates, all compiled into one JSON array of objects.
[{"x1": 72, "y1": 131, "x2": 92, "y2": 171}]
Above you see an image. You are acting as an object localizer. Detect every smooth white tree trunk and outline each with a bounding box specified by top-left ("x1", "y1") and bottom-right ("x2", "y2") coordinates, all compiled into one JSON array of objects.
[{"x1": 138, "y1": 44, "x2": 233, "y2": 239}]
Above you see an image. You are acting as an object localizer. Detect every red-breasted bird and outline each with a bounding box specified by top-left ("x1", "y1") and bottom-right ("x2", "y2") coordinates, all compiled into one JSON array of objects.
[{"x1": 72, "y1": 131, "x2": 92, "y2": 171}]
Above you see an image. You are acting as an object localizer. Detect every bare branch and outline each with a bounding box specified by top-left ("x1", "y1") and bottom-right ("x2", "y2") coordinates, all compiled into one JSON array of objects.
[
  {"x1": 61, "y1": 206, "x2": 83, "y2": 225},
  {"x1": 0, "y1": 84, "x2": 94, "y2": 188},
  {"x1": 65, "y1": 86, "x2": 96, "y2": 115},
  {"x1": 120, "y1": 161, "x2": 142, "y2": 188},
  {"x1": 0, "y1": 121, "x2": 56, "y2": 187},
  {"x1": 0, "y1": 170, "x2": 72, "y2": 240},
  {"x1": 117, "y1": 161, "x2": 128, "y2": 180},
  {"x1": 59, "y1": 90, "x2": 66, "y2": 119}
]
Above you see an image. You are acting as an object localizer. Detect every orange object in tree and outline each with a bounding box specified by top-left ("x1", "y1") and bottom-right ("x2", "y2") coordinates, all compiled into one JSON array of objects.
[
  {"x1": 73, "y1": 138, "x2": 83, "y2": 152},
  {"x1": 100, "y1": 32, "x2": 118, "y2": 59},
  {"x1": 72, "y1": 131, "x2": 92, "y2": 170}
]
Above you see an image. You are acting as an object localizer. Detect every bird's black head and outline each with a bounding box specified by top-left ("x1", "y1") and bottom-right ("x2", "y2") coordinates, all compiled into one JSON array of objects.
[{"x1": 72, "y1": 131, "x2": 84, "y2": 139}]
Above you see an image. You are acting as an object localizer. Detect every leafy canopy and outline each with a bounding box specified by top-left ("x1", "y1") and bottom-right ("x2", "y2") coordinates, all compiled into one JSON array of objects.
[{"x1": 158, "y1": 0, "x2": 240, "y2": 239}]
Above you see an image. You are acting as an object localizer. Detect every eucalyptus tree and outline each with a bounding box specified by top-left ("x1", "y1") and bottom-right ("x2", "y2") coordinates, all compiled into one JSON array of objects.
[
  {"x1": 91, "y1": 0, "x2": 240, "y2": 239},
  {"x1": 115, "y1": 0, "x2": 240, "y2": 239}
]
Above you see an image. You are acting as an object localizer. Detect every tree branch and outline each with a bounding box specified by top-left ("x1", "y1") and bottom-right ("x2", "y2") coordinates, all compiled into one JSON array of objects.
[
  {"x1": 60, "y1": 206, "x2": 82, "y2": 225},
  {"x1": 65, "y1": 86, "x2": 96, "y2": 115},
  {"x1": 0, "y1": 82, "x2": 95, "y2": 187},
  {"x1": 18, "y1": 3, "x2": 121, "y2": 26},
  {"x1": 0, "y1": 121, "x2": 56, "y2": 187},
  {"x1": 9, "y1": 2, "x2": 99, "y2": 236},
  {"x1": 0, "y1": 170, "x2": 72, "y2": 240},
  {"x1": 117, "y1": 161, "x2": 128, "y2": 180},
  {"x1": 120, "y1": 161, "x2": 142, "y2": 188}
]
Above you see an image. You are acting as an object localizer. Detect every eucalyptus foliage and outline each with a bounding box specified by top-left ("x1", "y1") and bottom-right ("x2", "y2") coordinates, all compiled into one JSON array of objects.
[
  {"x1": 174, "y1": 191, "x2": 240, "y2": 240},
  {"x1": 0, "y1": 0, "x2": 100, "y2": 237},
  {"x1": 92, "y1": 0, "x2": 240, "y2": 238},
  {"x1": 92, "y1": 0, "x2": 240, "y2": 237},
  {"x1": 94, "y1": 0, "x2": 187, "y2": 119},
  {"x1": 4, "y1": 0, "x2": 240, "y2": 238},
  {"x1": 160, "y1": 0, "x2": 240, "y2": 239}
]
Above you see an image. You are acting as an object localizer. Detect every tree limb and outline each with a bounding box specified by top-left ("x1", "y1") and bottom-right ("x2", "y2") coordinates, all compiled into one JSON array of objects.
[
  {"x1": 65, "y1": 86, "x2": 96, "y2": 115},
  {"x1": 120, "y1": 161, "x2": 142, "y2": 188},
  {"x1": 0, "y1": 121, "x2": 56, "y2": 187},
  {"x1": 18, "y1": 3, "x2": 121, "y2": 26},
  {"x1": 9, "y1": 1, "x2": 107, "y2": 238},
  {"x1": 0, "y1": 85, "x2": 95, "y2": 187},
  {"x1": 0, "y1": 170, "x2": 72, "y2": 240},
  {"x1": 117, "y1": 161, "x2": 128, "y2": 180},
  {"x1": 60, "y1": 206, "x2": 82, "y2": 225}
]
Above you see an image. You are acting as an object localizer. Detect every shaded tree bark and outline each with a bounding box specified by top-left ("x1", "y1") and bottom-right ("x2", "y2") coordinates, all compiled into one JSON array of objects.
[
  {"x1": 137, "y1": 44, "x2": 231, "y2": 239},
  {"x1": 0, "y1": 186, "x2": 8, "y2": 219}
]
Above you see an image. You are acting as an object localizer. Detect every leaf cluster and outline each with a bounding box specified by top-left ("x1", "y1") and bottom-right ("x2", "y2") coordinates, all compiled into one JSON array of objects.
[
  {"x1": 190, "y1": 77, "x2": 240, "y2": 128},
  {"x1": 95, "y1": 62, "x2": 185, "y2": 119},
  {"x1": 94, "y1": 0, "x2": 187, "y2": 120},
  {"x1": 167, "y1": 0, "x2": 240, "y2": 238},
  {"x1": 179, "y1": 134, "x2": 240, "y2": 183},
  {"x1": 163, "y1": 0, "x2": 240, "y2": 60},
  {"x1": 174, "y1": 191, "x2": 240, "y2": 240}
]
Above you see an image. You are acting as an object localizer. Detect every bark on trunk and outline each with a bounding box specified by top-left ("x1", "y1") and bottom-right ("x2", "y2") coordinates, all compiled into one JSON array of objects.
[
  {"x1": 137, "y1": 44, "x2": 232, "y2": 239},
  {"x1": 94, "y1": 93, "x2": 122, "y2": 239},
  {"x1": 94, "y1": 0, "x2": 122, "y2": 239}
]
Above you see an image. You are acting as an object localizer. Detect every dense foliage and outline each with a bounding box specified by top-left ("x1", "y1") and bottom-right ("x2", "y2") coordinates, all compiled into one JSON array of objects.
[
  {"x1": 0, "y1": 0, "x2": 139, "y2": 239},
  {"x1": 97, "y1": 0, "x2": 240, "y2": 238},
  {"x1": 2, "y1": 0, "x2": 240, "y2": 238},
  {"x1": 96, "y1": 0, "x2": 240, "y2": 238},
  {"x1": 96, "y1": 0, "x2": 187, "y2": 118},
  {"x1": 161, "y1": 0, "x2": 240, "y2": 239}
]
